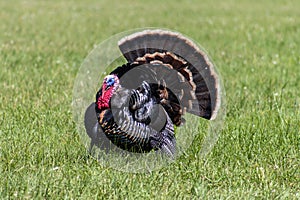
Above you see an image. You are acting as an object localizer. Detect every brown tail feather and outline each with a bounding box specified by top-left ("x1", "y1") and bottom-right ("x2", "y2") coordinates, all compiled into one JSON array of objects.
[{"x1": 118, "y1": 29, "x2": 220, "y2": 120}]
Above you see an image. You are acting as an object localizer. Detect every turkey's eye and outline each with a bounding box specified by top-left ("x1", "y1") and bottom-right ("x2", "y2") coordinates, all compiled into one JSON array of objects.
[{"x1": 106, "y1": 77, "x2": 115, "y2": 86}]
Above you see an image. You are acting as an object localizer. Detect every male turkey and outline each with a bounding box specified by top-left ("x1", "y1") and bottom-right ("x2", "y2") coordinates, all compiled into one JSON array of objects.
[{"x1": 85, "y1": 29, "x2": 221, "y2": 158}]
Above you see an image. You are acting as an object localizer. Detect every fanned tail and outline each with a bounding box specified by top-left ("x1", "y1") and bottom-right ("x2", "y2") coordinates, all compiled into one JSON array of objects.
[{"x1": 118, "y1": 29, "x2": 221, "y2": 120}]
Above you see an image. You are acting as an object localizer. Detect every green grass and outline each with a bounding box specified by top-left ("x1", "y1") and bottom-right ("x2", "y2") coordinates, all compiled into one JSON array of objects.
[{"x1": 1, "y1": 0, "x2": 300, "y2": 199}]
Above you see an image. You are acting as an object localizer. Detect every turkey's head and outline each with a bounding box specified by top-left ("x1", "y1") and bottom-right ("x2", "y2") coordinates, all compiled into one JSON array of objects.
[{"x1": 96, "y1": 74, "x2": 119, "y2": 111}]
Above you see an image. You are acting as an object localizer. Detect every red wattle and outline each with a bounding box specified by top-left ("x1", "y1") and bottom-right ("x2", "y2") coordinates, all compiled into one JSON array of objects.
[{"x1": 97, "y1": 86, "x2": 114, "y2": 110}]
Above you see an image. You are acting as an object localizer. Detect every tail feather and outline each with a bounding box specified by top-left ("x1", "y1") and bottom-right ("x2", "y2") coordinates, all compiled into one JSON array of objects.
[{"x1": 118, "y1": 29, "x2": 220, "y2": 120}]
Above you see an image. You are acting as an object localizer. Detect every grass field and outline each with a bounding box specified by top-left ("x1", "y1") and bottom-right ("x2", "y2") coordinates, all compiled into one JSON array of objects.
[{"x1": 1, "y1": 0, "x2": 300, "y2": 199}]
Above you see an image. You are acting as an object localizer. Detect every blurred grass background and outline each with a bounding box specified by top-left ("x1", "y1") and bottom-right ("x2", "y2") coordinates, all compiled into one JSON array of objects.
[{"x1": 1, "y1": 0, "x2": 299, "y2": 199}]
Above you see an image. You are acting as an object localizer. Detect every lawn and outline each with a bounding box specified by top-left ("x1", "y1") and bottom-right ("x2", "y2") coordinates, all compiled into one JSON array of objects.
[{"x1": 1, "y1": 0, "x2": 299, "y2": 199}]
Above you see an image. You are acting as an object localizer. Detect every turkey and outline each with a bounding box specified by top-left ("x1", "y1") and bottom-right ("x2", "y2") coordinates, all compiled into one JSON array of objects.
[{"x1": 85, "y1": 29, "x2": 221, "y2": 158}]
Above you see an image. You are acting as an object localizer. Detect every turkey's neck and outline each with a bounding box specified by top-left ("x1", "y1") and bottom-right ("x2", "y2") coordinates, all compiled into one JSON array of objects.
[
  {"x1": 97, "y1": 96, "x2": 110, "y2": 111},
  {"x1": 97, "y1": 87, "x2": 114, "y2": 111}
]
